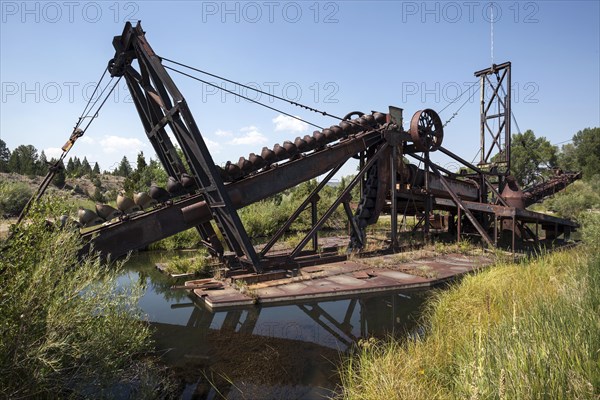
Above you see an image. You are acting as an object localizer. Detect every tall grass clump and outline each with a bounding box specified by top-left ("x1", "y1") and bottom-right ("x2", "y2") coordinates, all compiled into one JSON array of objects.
[
  {"x1": 337, "y1": 215, "x2": 600, "y2": 400},
  {"x1": 0, "y1": 197, "x2": 168, "y2": 398},
  {"x1": 161, "y1": 252, "x2": 213, "y2": 276}
]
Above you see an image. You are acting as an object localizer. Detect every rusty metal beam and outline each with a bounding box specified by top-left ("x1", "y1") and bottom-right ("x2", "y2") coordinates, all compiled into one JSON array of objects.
[
  {"x1": 429, "y1": 163, "x2": 495, "y2": 247},
  {"x1": 83, "y1": 128, "x2": 385, "y2": 258}
]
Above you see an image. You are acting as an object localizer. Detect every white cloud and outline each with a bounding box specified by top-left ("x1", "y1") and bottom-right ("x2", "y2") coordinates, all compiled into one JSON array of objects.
[
  {"x1": 272, "y1": 114, "x2": 308, "y2": 133},
  {"x1": 44, "y1": 147, "x2": 63, "y2": 159},
  {"x1": 240, "y1": 125, "x2": 258, "y2": 133},
  {"x1": 99, "y1": 135, "x2": 146, "y2": 154},
  {"x1": 214, "y1": 129, "x2": 232, "y2": 137},
  {"x1": 205, "y1": 139, "x2": 222, "y2": 154},
  {"x1": 80, "y1": 136, "x2": 96, "y2": 144},
  {"x1": 227, "y1": 127, "x2": 268, "y2": 145}
]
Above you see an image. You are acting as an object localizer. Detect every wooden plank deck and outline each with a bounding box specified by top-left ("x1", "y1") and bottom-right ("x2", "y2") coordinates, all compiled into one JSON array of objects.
[{"x1": 191, "y1": 252, "x2": 494, "y2": 310}]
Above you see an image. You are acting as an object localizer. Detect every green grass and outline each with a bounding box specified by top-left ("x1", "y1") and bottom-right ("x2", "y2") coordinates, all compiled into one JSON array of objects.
[
  {"x1": 149, "y1": 228, "x2": 205, "y2": 250},
  {"x1": 160, "y1": 252, "x2": 214, "y2": 276},
  {"x1": 336, "y1": 213, "x2": 600, "y2": 400}
]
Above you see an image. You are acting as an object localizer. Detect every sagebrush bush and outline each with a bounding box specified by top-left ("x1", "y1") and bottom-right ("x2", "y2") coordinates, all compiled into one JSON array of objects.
[
  {"x1": 0, "y1": 180, "x2": 32, "y2": 216},
  {"x1": 0, "y1": 197, "x2": 171, "y2": 398}
]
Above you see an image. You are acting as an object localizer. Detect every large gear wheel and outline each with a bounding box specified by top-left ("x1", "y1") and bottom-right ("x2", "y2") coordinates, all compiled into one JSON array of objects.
[{"x1": 410, "y1": 109, "x2": 444, "y2": 152}]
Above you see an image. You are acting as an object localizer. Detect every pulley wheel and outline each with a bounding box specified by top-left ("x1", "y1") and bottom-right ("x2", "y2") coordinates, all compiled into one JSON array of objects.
[{"x1": 410, "y1": 109, "x2": 444, "y2": 152}]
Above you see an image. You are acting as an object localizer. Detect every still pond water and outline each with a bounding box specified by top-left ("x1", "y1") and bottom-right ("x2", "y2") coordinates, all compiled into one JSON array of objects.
[{"x1": 119, "y1": 251, "x2": 431, "y2": 400}]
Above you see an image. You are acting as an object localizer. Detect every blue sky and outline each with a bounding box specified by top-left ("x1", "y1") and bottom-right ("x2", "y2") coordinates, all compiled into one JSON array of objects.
[{"x1": 1, "y1": 1, "x2": 599, "y2": 177}]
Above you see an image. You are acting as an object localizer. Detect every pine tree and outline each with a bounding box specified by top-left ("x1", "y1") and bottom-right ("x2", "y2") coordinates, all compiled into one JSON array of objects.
[
  {"x1": 136, "y1": 151, "x2": 147, "y2": 173},
  {"x1": 115, "y1": 156, "x2": 132, "y2": 177},
  {"x1": 73, "y1": 157, "x2": 82, "y2": 177},
  {"x1": 0, "y1": 139, "x2": 10, "y2": 172},
  {"x1": 81, "y1": 157, "x2": 92, "y2": 177},
  {"x1": 8, "y1": 145, "x2": 38, "y2": 175},
  {"x1": 92, "y1": 162, "x2": 101, "y2": 175},
  {"x1": 37, "y1": 150, "x2": 48, "y2": 175},
  {"x1": 66, "y1": 157, "x2": 75, "y2": 175}
]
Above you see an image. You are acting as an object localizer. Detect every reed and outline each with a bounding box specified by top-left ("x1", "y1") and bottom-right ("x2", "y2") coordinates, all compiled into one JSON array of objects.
[{"x1": 336, "y1": 214, "x2": 600, "y2": 399}]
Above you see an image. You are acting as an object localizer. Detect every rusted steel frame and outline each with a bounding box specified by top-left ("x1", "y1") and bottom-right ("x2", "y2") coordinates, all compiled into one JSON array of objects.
[
  {"x1": 290, "y1": 143, "x2": 389, "y2": 259},
  {"x1": 457, "y1": 207, "x2": 462, "y2": 241},
  {"x1": 406, "y1": 152, "x2": 454, "y2": 176},
  {"x1": 479, "y1": 73, "x2": 486, "y2": 166},
  {"x1": 494, "y1": 215, "x2": 498, "y2": 246},
  {"x1": 520, "y1": 220, "x2": 539, "y2": 245},
  {"x1": 175, "y1": 99, "x2": 262, "y2": 270},
  {"x1": 523, "y1": 172, "x2": 581, "y2": 207},
  {"x1": 342, "y1": 199, "x2": 363, "y2": 248},
  {"x1": 114, "y1": 22, "x2": 262, "y2": 271},
  {"x1": 227, "y1": 131, "x2": 384, "y2": 209},
  {"x1": 429, "y1": 163, "x2": 495, "y2": 247},
  {"x1": 311, "y1": 198, "x2": 318, "y2": 251},
  {"x1": 438, "y1": 145, "x2": 483, "y2": 175},
  {"x1": 483, "y1": 176, "x2": 509, "y2": 206},
  {"x1": 84, "y1": 130, "x2": 385, "y2": 258},
  {"x1": 482, "y1": 70, "x2": 507, "y2": 115},
  {"x1": 435, "y1": 197, "x2": 579, "y2": 229},
  {"x1": 123, "y1": 71, "x2": 167, "y2": 159},
  {"x1": 195, "y1": 222, "x2": 223, "y2": 257},
  {"x1": 482, "y1": 119, "x2": 506, "y2": 164},
  {"x1": 124, "y1": 37, "x2": 214, "y2": 254},
  {"x1": 512, "y1": 215, "x2": 516, "y2": 255},
  {"x1": 506, "y1": 66, "x2": 512, "y2": 171},
  {"x1": 390, "y1": 144, "x2": 399, "y2": 248},
  {"x1": 258, "y1": 162, "x2": 345, "y2": 257},
  {"x1": 474, "y1": 61, "x2": 512, "y2": 77},
  {"x1": 475, "y1": 62, "x2": 511, "y2": 167},
  {"x1": 123, "y1": 69, "x2": 186, "y2": 179},
  {"x1": 412, "y1": 214, "x2": 426, "y2": 233},
  {"x1": 406, "y1": 153, "x2": 479, "y2": 201},
  {"x1": 423, "y1": 151, "x2": 431, "y2": 236}
]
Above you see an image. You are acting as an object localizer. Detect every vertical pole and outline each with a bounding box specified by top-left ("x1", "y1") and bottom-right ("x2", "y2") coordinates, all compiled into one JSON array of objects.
[
  {"x1": 479, "y1": 74, "x2": 485, "y2": 166},
  {"x1": 424, "y1": 150, "x2": 431, "y2": 240},
  {"x1": 457, "y1": 207, "x2": 462, "y2": 242},
  {"x1": 512, "y1": 215, "x2": 516, "y2": 256},
  {"x1": 494, "y1": 215, "x2": 498, "y2": 247},
  {"x1": 311, "y1": 198, "x2": 318, "y2": 251},
  {"x1": 390, "y1": 145, "x2": 398, "y2": 248},
  {"x1": 359, "y1": 151, "x2": 365, "y2": 195},
  {"x1": 506, "y1": 64, "x2": 512, "y2": 173}
]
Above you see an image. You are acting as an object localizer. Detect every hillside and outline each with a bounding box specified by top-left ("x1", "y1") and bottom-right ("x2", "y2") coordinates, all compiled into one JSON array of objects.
[{"x1": 0, "y1": 172, "x2": 125, "y2": 201}]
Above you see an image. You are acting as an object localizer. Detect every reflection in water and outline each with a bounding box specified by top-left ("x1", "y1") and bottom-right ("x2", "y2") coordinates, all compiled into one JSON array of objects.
[{"x1": 121, "y1": 252, "x2": 429, "y2": 399}]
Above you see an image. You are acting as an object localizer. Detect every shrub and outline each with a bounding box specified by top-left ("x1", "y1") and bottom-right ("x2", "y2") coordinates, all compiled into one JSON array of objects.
[
  {"x1": 0, "y1": 181, "x2": 32, "y2": 216},
  {"x1": 543, "y1": 178, "x2": 600, "y2": 220},
  {"x1": 0, "y1": 197, "x2": 169, "y2": 398}
]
